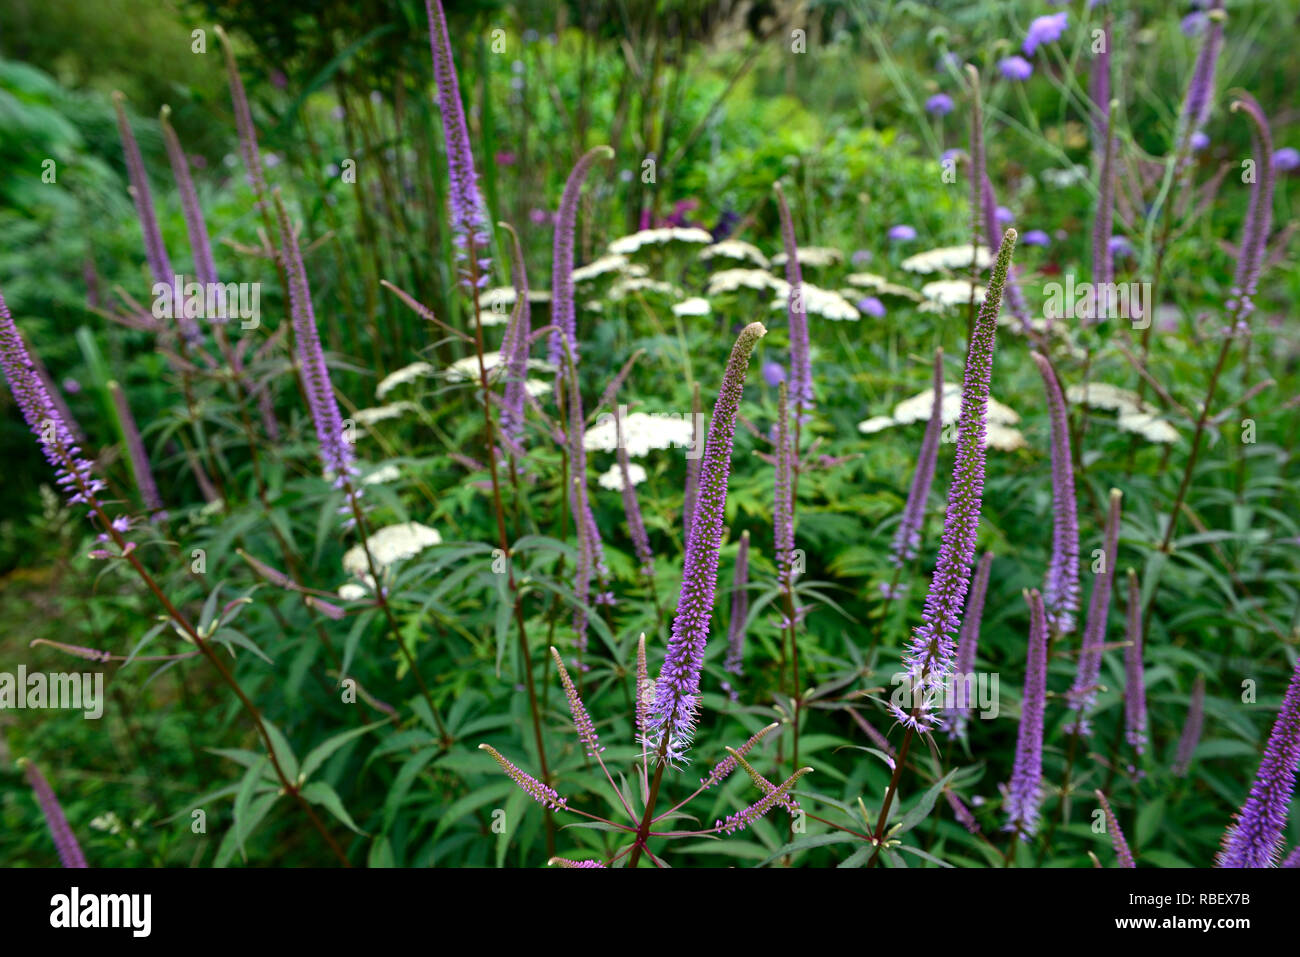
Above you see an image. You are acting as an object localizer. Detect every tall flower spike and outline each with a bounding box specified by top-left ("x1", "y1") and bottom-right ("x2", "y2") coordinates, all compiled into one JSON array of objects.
[
  {"x1": 498, "y1": 223, "x2": 532, "y2": 456},
  {"x1": 425, "y1": 0, "x2": 491, "y2": 283},
  {"x1": 903, "y1": 228, "x2": 1017, "y2": 710},
  {"x1": 1123, "y1": 568, "x2": 1147, "y2": 757},
  {"x1": 550, "y1": 647, "x2": 602, "y2": 756},
  {"x1": 1217, "y1": 656, "x2": 1300, "y2": 867},
  {"x1": 0, "y1": 289, "x2": 107, "y2": 513},
  {"x1": 1172, "y1": 675, "x2": 1206, "y2": 777},
  {"x1": 1004, "y1": 588, "x2": 1048, "y2": 839},
  {"x1": 109, "y1": 381, "x2": 166, "y2": 521},
  {"x1": 19, "y1": 759, "x2": 87, "y2": 868},
  {"x1": 1180, "y1": 0, "x2": 1225, "y2": 141},
  {"x1": 723, "y1": 530, "x2": 751, "y2": 685},
  {"x1": 1031, "y1": 352, "x2": 1080, "y2": 634},
  {"x1": 774, "y1": 382, "x2": 795, "y2": 589},
  {"x1": 566, "y1": 340, "x2": 608, "y2": 658},
  {"x1": 682, "y1": 381, "x2": 702, "y2": 537},
  {"x1": 479, "y1": 745, "x2": 567, "y2": 811},
  {"x1": 1227, "y1": 94, "x2": 1275, "y2": 323},
  {"x1": 159, "y1": 105, "x2": 219, "y2": 292},
  {"x1": 1065, "y1": 488, "x2": 1122, "y2": 736},
  {"x1": 773, "y1": 182, "x2": 812, "y2": 414},
  {"x1": 701, "y1": 721, "x2": 778, "y2": 790},
  {"x1": 946, "y1": 550, "x2": 994, "y2": 738},
  {"x1": 112, "y1": 92, "x2": 174, "y2": 291},
  {"x1": 1095, "y1": 790, "x2": 1136, "y2": 868},
  {"x1": 635, "y1": 633, "x2": 650, "y2": 744},
  {"x1": 715, "y1": 763, "x2": 812, "y2": 836},
  {"x1": 1091, "y1": 100, "x2": 1116, "y2": 294},
  {"x1": 548, "y1": 146, "x2": 613, "y2": 368},
  {"x1": 890, "y1": 349, "x2": 944, "y2": 568},
  {"x1": 649, "y1": 322, "x2": 767, "y2": 763},
  {"x1": 1090, "y1": 15, "x2": 1111, "y2": 139},
  {"x1": 272, "y1": 190, "x2": 355, "y2": 487},
  {"x1": 215, "y1": 26, "x2": 269, "y2": 208}
]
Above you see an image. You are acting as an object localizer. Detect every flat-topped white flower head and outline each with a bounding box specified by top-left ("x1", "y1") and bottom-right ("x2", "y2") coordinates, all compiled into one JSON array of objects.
[
  {"x1": 584, "y1": 410, "x2": 697, "y2": 457},
  {"x1": 353, "y1": 402, "x2": 418, "y2": 426},
  {"x1": 672, "y1": 297, "x2": 711, "y2": 317},
  {"x1": 342, "y1": 521, "x2": 442, "y2": 576},
  {"x1": 597, "y1": 461, "x2": 647, "y2": 490},
  {"x1": 376, "y1": 361, "x2": 437, "y2": 399},
  {"x1": 920, "y1": 278, "x2": 987, "y2": 310},
  {"x1": 771, "y1": 246, "x2": 843, "y2": 268},
  {"x1": 700, "y1": 239, "x2": 769, "y2": 268},
  {"x1": 608, "y1": 226, "x2": 713, "y2": 255},
  {"x1": 706, "y1": 268, "x2": 784, "y2": 296},
  {"x1": 767, "y1": 281, "x2": 860, "y2": 320},
  {"x1": 901, "y1": 245, "x2": 993, "y2": 274}
]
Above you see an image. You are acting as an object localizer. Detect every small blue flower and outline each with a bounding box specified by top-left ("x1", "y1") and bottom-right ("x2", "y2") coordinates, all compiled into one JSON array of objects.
[
  {"x1": 1020, "y1": 229, "x2": 1051, "y2": 247},
  {"x1": 999, "y1": 56, "x2": 1034, "y2": 81},
  {"x1": 1190, "y1": 131, "x2": 1210, "y2": 151},
  {"x1": 1023, "y1": 12, "x2": 1068, "y2": 56},
  {"x1": 857, "y1": 296, "x2": 886, "y2": 318},
  {"x1": 1273, "y1": 147, "x2": 1300, "y2": 171},
  {"x1": 762, "y1": 361, "x2": 787, "y2": 388},
  {"x1": 926, "y1": 93, "x2": 955, "y2": 116},
  {"x1": 888, "y1": 224, "x2": 918, "y2": 242}
]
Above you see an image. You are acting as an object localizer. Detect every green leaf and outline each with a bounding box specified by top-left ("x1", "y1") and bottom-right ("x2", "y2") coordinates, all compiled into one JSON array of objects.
[
  {"x1": 299, "y1": 720, "x2": 390, "y2": 783},
  {"x1": 893, "y1": 769, "x2": 958, "y2": 836},
  {"x1": 302, "y1": 781, "x2": 365, "y2": 834}
]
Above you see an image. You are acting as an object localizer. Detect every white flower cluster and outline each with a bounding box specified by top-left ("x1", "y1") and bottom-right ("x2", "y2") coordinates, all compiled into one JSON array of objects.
[
  {"x1": 583, "y1": 411, "x2": 696, "y2": 457},
  {"x1": 901, "y1": 245, "x2": 993, "y2": 274},
  {"x1": 341, "y1": 521, "x2": 442, "y2": 579},
  {"x1": 919, "y1": 278, "x2": 986, "y2": 312},
  {"x1": 706, "y1": 268, "x2": 785, "y2": 296},
  {"x1": 859, "y1": 382, "x2": 1026, "y2": 451},
  {"x1": 608, "y1": 226, "x2": 714, "y2": 255},
  {"x1": 845, "y1": 272, "x2": 925, "y2": 301},
  {"x1": 699, "y1": 239, "x2": 770, "y2": 268},
  {"x1": 376, "y1": 361, "x2": 436, "y2": 399},
  {"x1": 768, "y1": 281, "x2": 861, "y2": 320},
  {"x1": 597, "y1": 461, "x2": 648, "y2": 490},
  {"x1": 771, "y1": 246, "x2": 844, "y2": 269},
  {"x1": 1067, "y1": 382, "x2": 1178, "y2": 443},
  {"x1": 672, "y1": 297, "x2": 711, "y2": 317}
]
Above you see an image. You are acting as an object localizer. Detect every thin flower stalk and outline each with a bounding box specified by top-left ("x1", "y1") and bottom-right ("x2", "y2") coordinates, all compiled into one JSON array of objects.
[
  {"x1": 722, "y1": 530, "x2": 750, "y2": 692},
  {"x1": 1122, "y1": 569, "x2": 1147, "y2": 758},
  {"x1": 108, "y1": 380, "x2": 167, "y2": 521},
  {"x1": 773, "y1": 183, "x2": 812, "y2": 415},
  {"x1": 548, "y1": 146, "x2": 613, "y2": 368},
  {"x1": 1180, "y1": 0, "x2": 1225, "y2": 144},
  {"x1": 889, "y1": 349, "x2": 944, "y2": 568},
  {"x1": 1172, "y1": 675, "x2": 1206, "y2": 777}
]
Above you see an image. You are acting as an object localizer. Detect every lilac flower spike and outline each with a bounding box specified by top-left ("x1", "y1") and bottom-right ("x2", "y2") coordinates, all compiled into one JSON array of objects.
[
  {"x1": 1005, "y1": 589, "x2": 1048, "y2": 839},
  {"x1": 549, "y1": 858, "x2": 605, "y2": 868},
  {"x1": 498, "y1": 223, "x2": 532, "y2": 456},
  {"x1": 1123, "y1": 569, "x2": 1147, "y2": 756},
  {"x1": 1095, "y1": 790, "x2": 1136, "y2": 867},
  {"x1": 1092, "y1": 100, "x2": 1116, "y2": 291},
  {"x1": 714, "y1": 760, "x2": 812, "y2": 835},
  {"x1": 159, "y1": 106, "x2": 218, "y2": 292},
  {"x1": 774, "y1": 382, "x2": 796, "y2": 589},
  {"x1": 946, "y1": 550, "x2": 994, "y2": 738},
  {"x1": 1282, "y1": 846, "x2": 1300, "y2": 868},
  {"x1": 550, "y1": 647, "x2": 603, "y2": 756},
  {"x1": 1031, "y1": 352, "x2": 1079, "y2": 634},
  {"x1": 903, "y1": 229, "x2": 1018, "y2": 710},
  {"x1": 649, "y1": 322, "x2": 767, "y2": 763},
  {"x1": 425, "y1": 0, "x2": 490, "y2": 278},
  {"x1": 701, "y1": 721, "x2": 778, "y2": 791},
  {"x1": 890, "y1": 349, "x2": 944, "y2": 568},
  {"x1": 1065, "y1": 488, "x2": 1122, "y2": 736},
  {"x1": 479, "y1": 745, "x2": 567, "y2": 811},
  {"x1": 618, "y1": 430, "x2": 654, "y2": 575},
  {"x1": 1227, "y1": 94, "x2": 1275, "y2": 323},
  {"x1": 723, "y1": 530, "x2": 751, "y2": 685},
  {"x1": 215, "y1": 27, "x2": 270, "y2": 207},
  {"x1": 1172, "y1": 675, "x2": 1206, "y2": 777},
  {"x1": 109, "y1": 381, "x2": 167, "y2": 521},
  {"x1": 773, "y1": 182, "x2": 812, "y2": 415},
  {"x1": 549, "y1": 146, "x2": 614, "y2": 369},
  {"x1": 0, "y1": 289, "x2": 108, "y2": 514},
  {"x1": 1180, "y1": 0, "x2": 1224, "y2": 141},
  {"x1": 1216, "y1": 657, "x2": 1300, "y2": 867},
  {"x1": 272, "y1": 190, "x2": 355, "y2": 487},
  {"x1": 112, "y1": 92, "x2": 174, "y2": 290},
  {"x1": 20, "y1": 759, "x2": 87, "y2": 868}
]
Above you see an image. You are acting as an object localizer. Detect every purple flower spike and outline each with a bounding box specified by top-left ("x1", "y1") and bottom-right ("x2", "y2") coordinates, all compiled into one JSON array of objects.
[
  {"x1": 272, "y1": 190, "x2": 355, "y2": 488},
  {"x1": 425, "y1": 0, "x2": 491, "y2": 278},
  {"x1": 1065, "y1": 488, "x2": 1123, "y2": 736},
  {"x1": 1023, "y1": 12, "x2": 1068, "y2": 56},
  {"x1": 1282, "y1": 846, "x2": 1300, "y2": 868},
  {"x1": 774, "y1": 382, "x2": 796, "y2": 591},
  {"x1": 1217, "y1": 656, "x2": 1300, "y2": 867},
  {"x1": 890, "y1": 349, "x2": 944, "y2": 569},
  {"x1": 1004, "y1": 589, "x2": 1048, "y2": 839},
  {"x1": 109, "y1": 381, "x2": 167, "y2": 521},
  {"x1": 1095, "y1": 790, "x2": 1136, "y2": 867},
  {"x1": 1172, "y1": 675, "x2": 1206, "y2": 777},
  {"x1": 549, "y1": 146, "x2": 614, "y2": 369},
  {"x1": 1227, "y1": 94, "x2": 1275, "y2": 322},
  {"x1": 20, "y1": 759, "x2": 87, "y2": 868},
  {"x1": 112, "y1": 92, "x2": 174, "y2": 291},
  {"x1": 1031, "y1": 353, "x2": 1079, "y2": 635},
  {"x1": 701, "y1": 721, "x2": 778, "y2": 790},
  {"x1": 499, "y1": 224, "x2": 532, "y2": 457},
  {"x1": 1092, "y1": 100, "x2": 1116, "y2": 290},
  {"x1": 649, "y1": 322, "x2": 766, "y2": 763},
  {"x1": 479, "y1": 745, "x2": 567, "y2": 811},
  {"x1": 159, "y1": 106, "x2": 218, "y2": 293},
  {"x1": 723, "y1": 530, "x2": 751, "y2": 684},
  {"x1": 549, "y1": 857, "x2": 605, "y2": 868},
  {"x1": 714, "y1": 762, "x2": 812, "y2": 835},
  {"x1": 946, "y1": 550, "x2": 994, "y2": 738},
  {"x1": 0, "y1": 289, "x2": 108, "y2": 515},
  {"x1": 998, "y1": 56, "x2": 1034, "y2": 81},
  {"x1": 774, "y1": 183, "x2": 813, "y2": 415},
  {"x1": 903, "y1": 229, "x2": 1018, "y2": 710},
  {"x1": 1181, "y1": 1, "x2": 1224, "y2": 140},
  {"x1": 618, "y1": 436, "x2": 653, "y2": 575},
  {"x1": 216, "y1": 27, "x2": 270, "y2": 208},
  {"x1": 1123, "y1": 569, "x2": 1147, "y2": 756},
  {"x1": 550, "y1": 647, "x2": 603, "y2": 756},
  {"x1": 1090, "y1": 17, "x2": 1111, "y2": 137}
]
